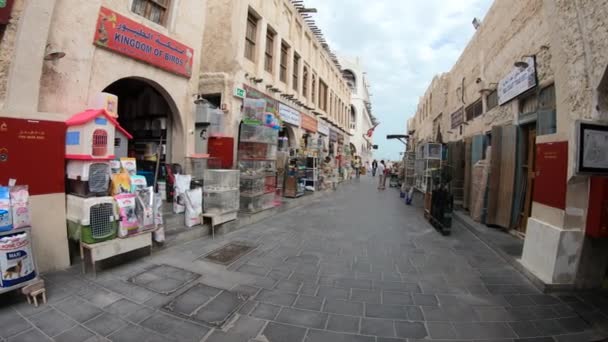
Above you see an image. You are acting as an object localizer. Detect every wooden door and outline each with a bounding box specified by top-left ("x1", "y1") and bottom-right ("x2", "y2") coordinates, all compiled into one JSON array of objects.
[{"x1": 518, "y1": 127, "x2": 536, "y2": 233}]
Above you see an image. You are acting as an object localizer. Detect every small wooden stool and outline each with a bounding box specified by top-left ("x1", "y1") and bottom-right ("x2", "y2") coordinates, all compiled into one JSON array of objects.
[{"x1": 21, "y1": 279, "x2": 46, "y2": 307}]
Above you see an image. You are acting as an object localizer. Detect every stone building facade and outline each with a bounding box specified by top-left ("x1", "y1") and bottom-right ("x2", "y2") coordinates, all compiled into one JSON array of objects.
[
  {"x1": 0, "y1": 0, "x2": 208, "y2": 272},
  {"x1": 409, "y1": 0, "x2": 608, "y2": 289}
]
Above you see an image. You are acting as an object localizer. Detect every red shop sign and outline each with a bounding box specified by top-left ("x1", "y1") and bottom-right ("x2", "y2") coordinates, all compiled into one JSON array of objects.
[
  {"x1": 0, "y1": 0, "x2": 15, "y2": 25},
  {"x1": 301, "y1": 113, "x2": 317, "y2": 133},
  {"x1": 93, "y1": 7, "x2": 194, "y2": 78},
  {"x1": 533, "y1": 141, "x2": 568, "y2": 210}
]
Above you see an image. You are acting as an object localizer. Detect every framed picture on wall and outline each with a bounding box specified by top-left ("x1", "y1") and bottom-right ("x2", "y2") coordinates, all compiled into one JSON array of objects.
[{"x1": 576, "y1": 121, "x2": 608, "y2": 174}]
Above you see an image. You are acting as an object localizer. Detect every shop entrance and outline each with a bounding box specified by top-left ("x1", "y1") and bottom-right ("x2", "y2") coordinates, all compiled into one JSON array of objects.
[
  {"x1": 516, "y1": 124, "x2": 536, "y2": 234},
  {"x1": 103, "y1": 78, "x2": 180, "y2": 180}
]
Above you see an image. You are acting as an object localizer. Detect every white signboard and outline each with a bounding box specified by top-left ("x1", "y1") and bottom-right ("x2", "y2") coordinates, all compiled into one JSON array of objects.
[
  {"x1": 278, "y1": 103, "x2": 301, "y2": 127},
  {"x1": 317, "y1": 120, "x2": 330, "y2": 136},
  {"x1": 497, "y1": 57, "x2": 536, "y2": 105}
]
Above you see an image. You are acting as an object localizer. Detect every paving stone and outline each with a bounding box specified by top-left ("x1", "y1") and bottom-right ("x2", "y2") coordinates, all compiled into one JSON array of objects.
[
  {"x1": 360, "y1": 317, "x2": 395, "y2": 337},
  {"x1": 334, "y1": 278, "x2": 373, "y2": 290},
  {"x1": 6, "y1": 329, "x2": 52, "y2": 342},
  {"x1": 104, "y1": 299, "x2": 153, "y2": 323},
  {"x1": 350, "y1": 289, "x2": 381, "y2": 304},
  {"x1": 164, "y1": 283, "x2": 221, "y2": 316},
  {"x1": 97, "y1": 279, "x2": 157, "y2": 304},
  {"x1": 299, "y1": 284, "x2": 319, "y2": 296},
  {"x1": 422, "y1": 305, "x2": 477, "y2": 322},
  {"x1": 141, "y1": 312, "x2": 210, "y2": 342},
  {"x1": 504, "y1": 294, "x2": 537, "y2": 307},
  {"x1": 108, "y1": 324, "x2": 170, "y2": 342},
  {"x1": 53, "y1": 325, "x2": 95, "y2": 342},
  {"x1": 453, "y1": 322, "x2": 518, "y2": 339},
  {"x1": 194, "y1": 290, "x2": 245, "y2": 326},
  {"x1": 557, "y1": 316, "x2": 591, "y2": 333},
  {"x1": 0, "y1": 309, "x2": 33, "y2": 338},
  {"x1": 238, "y1": 300, "x2": 257, "y2": 315},
  {"x1": 316, "y1": 286, "x2": 349, "y2": 300},
  {"x1": 260, "y1": 322, "x2": 306, "y2": 342},
  {"x1": 426, "y1": 321, "x2": 459, "y2": 339},
  {"x1": 84, "y1": 312, "x2": 128, "y2": 336},
  {"x1": 54, "y1": 297, "x2": 103, "y2": 323},
  {"x1": 405, "y1": 306, "x2": 424, "y2": 321},
  {"x1": 382, "y1": 291, "x2": 412, "y2": 305},
  {"x1": 78, "y1": 287, "x2": 122, "y2": 308},
  {"x1": 529, "y1": 294, "x2": 562, "y2": 306},
  {"x1": 533, "y1": 318, "x2": 569, "y2": 335},
  {"x1": 304, "y1": 329, "x2": 375, "y2": 342},
  {"x1": 376, "y1": 338, "x2": 407, "y2": 342},
  {"x1": 294, "y1": 295, "x2": 324, "y2": 311},
  {"x1": 275, "y1": 307, "x2": 328, "y2": 329},
  {"x1": 206, "y1": 315, "x2": 265, "y2": 342},
  {"x1": 29, "y1": 308, "x2": 77, "y2": 337},
  {"x1": 474, "y1": 307, "x2": 514, "y2": 321},
  {"x1": 365, "y1": 303, "x2": 407, "y2": 320},
  {"x1": 374, "y1": 281, "x2": 420, "y2": 293},
  {"x1": 250, "y1": 303, "x2": 281, "y2": 320},
  {"x1": 275, "y1": 279, "x2": 302, "y2": 292},
  {"x1": 412, "y1": 293, "x2": 437, "y2": 306},
  {"x1": 394, "y1": 321, "x2": 428, "y2": 339},
  {"x1": 237, "y1": 264, "x2": 270, "y2": 277},
  {"x1": 323, "y1": 299, "x2": 363, "y2": 316},
  {"x1": 256, "y1": 289, "x2": 297, "y2": 306},
  {"x1": 326, "y1": 314, "x2": 360, "y2": 333}
]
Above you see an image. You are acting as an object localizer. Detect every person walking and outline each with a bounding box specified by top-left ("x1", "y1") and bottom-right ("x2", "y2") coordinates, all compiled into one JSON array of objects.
[
  {"x1": 372, "y1": 159, "x2": 378, "y2": 177},
  {"x1": 377, "y1": 160, "x2": 386, "y2": 190},
  {"x1": 353, "y1": 156, "x2": 361, "y2": 179}
]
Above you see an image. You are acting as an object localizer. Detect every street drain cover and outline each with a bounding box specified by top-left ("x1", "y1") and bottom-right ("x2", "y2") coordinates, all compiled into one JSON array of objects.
[
  {"x1": 203, "y1": 242, "x2": 256, "y2": 265},
  {"x1": 163, "y1": 283, "x2": 248, "y2": 327},
  {"x1": 129, "y1": 264, "x2": 200, "y2": 295}
]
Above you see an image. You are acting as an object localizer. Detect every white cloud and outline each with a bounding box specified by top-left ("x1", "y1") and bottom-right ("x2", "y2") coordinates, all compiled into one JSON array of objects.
[{"x1": 305, "y1": 0, "x2": 493, "y2": 160}]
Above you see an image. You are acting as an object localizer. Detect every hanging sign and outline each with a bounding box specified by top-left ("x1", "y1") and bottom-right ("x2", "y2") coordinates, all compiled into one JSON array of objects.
[
  {"x1": 317, "y1": 120, "x2": 330, "y2": 136},
  {"x1": 576, "y1": 121, "x2": 608, "y2": 174},
  {"x1": 278, "y1": 103, "x2": 301, "y2": 127},
  {"x1": 0, "y1": 0, "x2": 13, "y2": 25},
  {"x1": 243, "y1": 85, "x2": 278, "y2": 116},
  {"x1": 234, "y1": 87, "x2": 246, "y2": 99},
  {"x1": 301, "y1": 113, "x2": 317, "y2": 133},
  {"x1": 93, "y1": 7, "x2": 194, "y2": 78},
  {"x1": 498, "y1": 57, "x2": 536, "y2": 105}
]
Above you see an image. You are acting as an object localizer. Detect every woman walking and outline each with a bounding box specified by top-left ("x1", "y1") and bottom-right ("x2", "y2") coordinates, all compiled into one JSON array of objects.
[{"x1": 377, "y1": 160, "x2": 386, "y2": 190}]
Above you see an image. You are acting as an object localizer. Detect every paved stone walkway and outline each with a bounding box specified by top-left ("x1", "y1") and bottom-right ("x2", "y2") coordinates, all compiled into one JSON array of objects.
[{"x1": 1, "y1": 176, "x2": 608, "y2": 341}]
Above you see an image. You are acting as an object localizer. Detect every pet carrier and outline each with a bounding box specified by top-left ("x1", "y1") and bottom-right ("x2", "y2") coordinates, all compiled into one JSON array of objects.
[
  {"x1": 66, "y1": 195, "x2": 117, "y2": 244},
  {"x1": 66, "y1": 160, "x2": 111, "y2": 197}
]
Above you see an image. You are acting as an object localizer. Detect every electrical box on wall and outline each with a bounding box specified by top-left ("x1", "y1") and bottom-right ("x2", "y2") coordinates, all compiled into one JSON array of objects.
[
  {"x1": 586, "y1": 176, "x2": 608, "y2": 238},
  {"x1": 208, "y1": 137, "x2": 234, "y2": 169}
]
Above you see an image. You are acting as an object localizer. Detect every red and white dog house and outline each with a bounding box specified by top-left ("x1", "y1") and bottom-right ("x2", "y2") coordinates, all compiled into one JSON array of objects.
[{"x1": 65, "y1": 109, "x2": 132, "y2": 160}]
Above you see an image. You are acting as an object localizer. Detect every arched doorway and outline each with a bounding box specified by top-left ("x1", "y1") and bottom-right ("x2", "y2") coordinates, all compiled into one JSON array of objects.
[
  {"x1": 103, "y1": 78, "x2": 181, "y2": 172},
  {"x1": 278, "y1": 125, "x2": 297, "y2": 152}
]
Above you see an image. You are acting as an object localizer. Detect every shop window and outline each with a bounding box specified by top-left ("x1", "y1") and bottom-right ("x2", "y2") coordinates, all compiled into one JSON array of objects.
[
  {"x1": 303, "y1": 66, "x2": 308, "y2": 99},
  {"x1": 280, "y1": 41, "x2": 289, "y2": 83},
  {"x1": 244, "y1": 11, "x2": 258, "y2": 61},
  {"x1": 131, "y1": 0, "x2": 171, "y2": 26},
  {"x1": 537, "y1": 84, "x2": 557, "y2": 135},
  {"x1": 92, "y1": 129, "x2": 108, "y2": 157},
  {"x1": 292, "y1": 53, "x2": 300, "y2": 91},
  {"x1": 465, "y1": 99, "x2": 483, "y2": 121},
  {"x1": 264, "y1": 27, "x2": 275, "y2": 73},
  {"x1": 486, "y1": 90, "x2": 498, "y2": 111},
  {"x1": 520, "y1": 94, "x2": 538, "y2": 115},
  {"x1": 311, "y1": 74, "x2": 317, "y2": 105}
]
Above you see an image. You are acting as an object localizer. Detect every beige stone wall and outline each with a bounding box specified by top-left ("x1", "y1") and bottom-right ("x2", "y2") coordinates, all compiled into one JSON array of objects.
[{"x1": 0, "y1": 0, "x2": 25, "y2": 107}]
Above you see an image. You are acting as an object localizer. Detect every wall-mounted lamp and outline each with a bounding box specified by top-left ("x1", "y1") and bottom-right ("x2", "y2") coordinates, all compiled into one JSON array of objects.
[
  {"x1": 43, "y1": 44, "x2": 66, "y2": 61},
  {"x1": 514, "y1": 55, "x2": 535, "y2": 69}
]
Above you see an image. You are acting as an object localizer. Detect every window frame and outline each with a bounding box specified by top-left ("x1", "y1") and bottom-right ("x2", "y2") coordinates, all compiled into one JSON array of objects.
[
  {"x1": 292, "y1": 53, "x2": 300, "y2": 92},
  {"x1": 302, "y1": 66, "x2": 309, "y2": 99},
  {"x1": 465, "y1": 99, "x2": 483, "y2": 121},
  {"x1": 244, "y1": 11, "x2": 258, "y2": 61},
  {"x1": 131, "y1": 0, "x2": 171, "y2": 26},
  {"x1": 486, "y1": 90, "x2": 498, "y2": 111},
  {"x1": 279, "y1": 41, "x2": 289, "y2": 83},
  {"x1": 264, "y1": 27, "x2": 276, "y2": 74}
]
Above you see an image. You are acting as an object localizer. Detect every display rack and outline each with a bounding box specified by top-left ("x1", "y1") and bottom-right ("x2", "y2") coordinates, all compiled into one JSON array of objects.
[
  {"x1": 238, "y1": 124, "x2": 278, "y2": 213},
  {"x1": 304, "y1": 157, "x2": 319, "y2": 191},
  {"x1": 404, "y1": 152, "x2": 416, "y2": 188},
  {"x1": 284, "y1": 156, "x2": 306, "y2": 198},
  {"x1": 414, "y1": 143, "x2": 443, "y2": 193}
]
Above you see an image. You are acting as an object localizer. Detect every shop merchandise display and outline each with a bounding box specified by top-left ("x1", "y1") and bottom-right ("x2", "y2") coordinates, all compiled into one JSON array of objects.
[
  {"x1": 115, "y1": 193, "x2": 139, "y2": 237},
  {"x1": 66, "y1": 195, "x2": 118, "y2": 244},
  {"x1": 0, "y1": 187, "x2": 13, "y2": 231},
  {"x1": 9, "y1": 186, "x2": 30, "y2": 229},
  {"x1": 66, "y1": 160, "x2": 111, "y2": 197},
  {"x1": 129, "y1": 175, "x2": 147, "y2": 193},
  {"x1": 136, "y1": 187, "x2": 155, "y2": 230},
  {"x1": 173, "y1": 174, "x2": 192, "y2": 214},
  {"x1": 120, "y1": 157, "x2": 137, "y2": 175},
  {"x1": 184, "y1": 188, "x2": 203, "y2": 227},
  {"x1": 0, "y1": 232, "x2": 36, "y2": 288},
  {"x1": 203, "y1": 170, "x2": 239, "y2": 215},
  {"x1": 111, "y1": 173, "x2": 131, "y2": 195},
  {"x1": 110, "y1": 160, "x2": 122, "y2": 174}
]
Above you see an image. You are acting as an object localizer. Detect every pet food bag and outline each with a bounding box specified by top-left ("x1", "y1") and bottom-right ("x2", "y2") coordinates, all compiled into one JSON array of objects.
[
  {"x1": 114, "y1": 193, "x2": 139, "y2": 237},
  {"x1": 173, "y1": 174, "x2": 191, "y2": 214},
  {"x1": 136, "y1": 187, "x2": 154, "y2": 230},
  {"x1": 0, "y1": 187, "x2": 12, "y2": 232},
  {"x1": 184, "y1": 187, "x2": 202, "y2": 228},
  {"x1": 0, "y1": 232, "x2": 36, "y2": 288},
  {"x1": 111, "y1": 173, "x2": 131, "y2": 195},
  {"x1": 10, "y1": 186, "x2": 30, "y2": 229},
  {"x1": 110, "y1": 160, "x2": 122, "y2": 174},
  {"x1": 130, "y1": 175, "x2": 147, "y2": 193},
  {"x1": 153, "y1": 193, "x2": 165, "y2": 243},
  {"x1": 120, "y1": 157, "x2": 137, "y2": 176}
]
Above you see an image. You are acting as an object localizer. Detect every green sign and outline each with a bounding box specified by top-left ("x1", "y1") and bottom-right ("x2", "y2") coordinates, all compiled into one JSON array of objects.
[
  {"x1": 234, "y1": 87, "x2": 246, "y2": 99},
  {"x1": 0, "y1": 0, "x2": 6, "y2": 8}
]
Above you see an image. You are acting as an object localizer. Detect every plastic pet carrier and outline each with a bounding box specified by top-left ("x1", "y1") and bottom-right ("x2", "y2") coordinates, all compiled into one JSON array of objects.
[
  {"x1": 66, "y1": 160, "x2": 111, "y2": 197},
  {"x1": 66, "y1": 195, "x2": 117, "y2": 244}
]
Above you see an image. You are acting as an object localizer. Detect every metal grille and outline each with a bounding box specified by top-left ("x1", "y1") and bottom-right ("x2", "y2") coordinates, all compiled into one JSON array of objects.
[
  {"x1": 88, "y1": 163, "x2": 110, "y2": 193},
  {"x1": 90, "y1": 203, "x2": 114, "y2": 239}
]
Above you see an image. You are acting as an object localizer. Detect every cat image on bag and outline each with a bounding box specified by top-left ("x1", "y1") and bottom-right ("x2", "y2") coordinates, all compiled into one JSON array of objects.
[{"x1": 3, "y1": 260, "x2": 22, "y2": 279}]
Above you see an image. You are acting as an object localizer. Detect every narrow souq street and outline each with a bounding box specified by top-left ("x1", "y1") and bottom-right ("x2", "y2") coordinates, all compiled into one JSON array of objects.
[{"x1": 1, "y1": 177, "x2": 606, "y2": 341}]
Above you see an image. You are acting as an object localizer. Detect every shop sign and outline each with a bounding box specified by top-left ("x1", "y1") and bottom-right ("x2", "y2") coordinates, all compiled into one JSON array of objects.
[
  {"x1": 498, "y1": 56, "x2": 536, "y2": 105},
  {"x1": 450, "y1": 108, "x2": 464, "y2": 129},
  {"x1": 317, "y1": 120, "x2": 330, "y2": 136},
  {"x1": 93, "y1": 7, "x2": 194, "y2": 78},
  {"x1": 576, "y1": 121, "x2": 608, "y2": 174},
  {"x1": 234, "y1": 87, "x2": 246, "y2": 99},
  {"x1": 534, "y1": 141, "x2": 567, "y2": 210},
  {"x1": 329, "y1": 129, "x2": 338, "y2": 142},
  {"x1": 0, "y1": 0, "x2": 14, "y2": 25},
  {"x1": 301, "y1": 113, "x2": 317, "y2": 133},
  {"x1": 278, "y1": 103, "x2": 301, "y2": 127},
  {"x1": 243, "y1": 85, "x2": 278, "y2": 116}
]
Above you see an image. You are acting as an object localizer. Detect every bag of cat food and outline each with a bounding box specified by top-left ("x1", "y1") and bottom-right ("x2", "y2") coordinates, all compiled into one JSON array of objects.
[
  {"x1": 0, "y1": 187, "x2": 12, "y2": 232},
  {"x1": 114, "y1": 193, "x2": 139, "y2": 237},
  {"x1": 110, "y1": 160, "x2": 122, "y2": 174},
  {"x1": 136, "y1": 187, "x2": 154, "y2": 230},
  {"x1": 173, "y1": 174, "x2": 191, "y2": 214},
  {"x1": 130, "y1": 175, "x2": 147, "y2": 193},
  {"x1": 120, "y1": 157, "x2": 137, "y2": 176},
  {"x1": 153, "y1": 192, "x2": 165, "y2": 243},
  {"x1": 10, "y1": 186, "x2": 30, "y2": 229},
  {"x1": 0, "y1": 232, "x2": 36, "y2": 288},
  {"x1": 111, "y1": 173, "x2": 131, "y2": 195},
  {"x1": 184, "y1": 187, "x2": 202, "y2": 228}
]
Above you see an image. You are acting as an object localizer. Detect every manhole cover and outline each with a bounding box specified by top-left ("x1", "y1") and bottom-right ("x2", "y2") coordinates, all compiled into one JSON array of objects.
[
  {"x1": 163, "y1": 283, "x2": 248, "y2": 327},
  {"x1": 129, "y1": 264, "x2": 200, "y2": 295},
  {"x1": 202, "y1": 242, "x2": 257, "y2": 265}
]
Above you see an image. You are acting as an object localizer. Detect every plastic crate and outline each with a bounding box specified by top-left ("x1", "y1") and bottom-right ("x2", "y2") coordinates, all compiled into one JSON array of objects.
[
  {"x1": 66, "y1": 160, "x2": 110, "y2": 197},
  {"x1": 66, "y1": 195, "x2": 117, "y2": 244}
]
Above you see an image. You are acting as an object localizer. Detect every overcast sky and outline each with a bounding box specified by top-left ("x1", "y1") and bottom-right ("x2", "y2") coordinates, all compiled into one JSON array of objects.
[{"x1": 306, "y1": 0, "x2": 493, "y2": 161}]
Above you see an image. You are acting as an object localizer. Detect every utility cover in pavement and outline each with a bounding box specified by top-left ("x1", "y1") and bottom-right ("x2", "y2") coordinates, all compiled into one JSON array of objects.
[
  {"x1": 202, "y1": 242, "x2": 256, "y2": 265},
  {"x1": 129, "y1": 264, "x2": 200, "y2": 295},
  {"x1": 163, "y1": 283, "x2": 249, "y2": 327}
]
